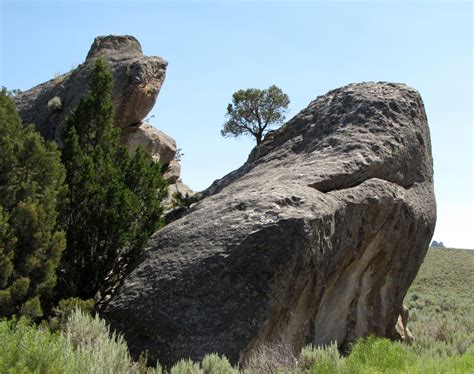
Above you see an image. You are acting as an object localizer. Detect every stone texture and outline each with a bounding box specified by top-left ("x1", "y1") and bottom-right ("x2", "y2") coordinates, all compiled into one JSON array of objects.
[
  {"x1": 14, "y1": 35, "x2": 167, "y2": 142},
  {"x1": 395, "y1": 304, "x2": 414, "y2": 345},
  {"x1": 163, "y1": 160, "x2": 181, "y2": 184},
  {"x1": 120, "y1": 121, "x2": 176, "y2": 165},
  {"x1": 103, "y1": 82, "x2": 436, "y2": 366},
  {"x1": 13, "y1": 35, "x2": 189, "y2": 186}
]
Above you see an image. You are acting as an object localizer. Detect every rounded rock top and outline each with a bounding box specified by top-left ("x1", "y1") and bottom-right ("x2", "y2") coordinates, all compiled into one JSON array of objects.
[{"x1": 86, "y1": 35, "x2": 143, "y2": 60}]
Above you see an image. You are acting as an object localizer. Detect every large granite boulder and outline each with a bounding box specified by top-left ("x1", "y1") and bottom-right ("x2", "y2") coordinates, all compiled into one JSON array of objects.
[
  {"x1": 14, "y1": 35, "x2": 167, "y2": 142},
  {"x1": 103, "y1": 82, "x2": 436, "y2": 367},
  {"x1": 14, "y1": 35, "x2": 187, "y2": 188}
]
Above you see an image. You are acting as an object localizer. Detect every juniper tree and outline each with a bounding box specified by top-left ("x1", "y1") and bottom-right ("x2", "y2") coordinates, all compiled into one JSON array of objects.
[
  {"x1": 58, "y1": 59, "x2": 167, "y2": 300},
  {"x1": 221, "y1": 85, "x2": 290, "y2": 145},
  {"x1": 0, "y1": 89, "x2": 67, "y2": 319}
]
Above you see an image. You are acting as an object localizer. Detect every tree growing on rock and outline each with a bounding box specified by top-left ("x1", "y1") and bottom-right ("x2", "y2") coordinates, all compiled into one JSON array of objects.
[
  {"x1": 221, "y1": 85, "x2": 290, "y2": 145},
  {"x1": 58, "y1": 58, "x2": 167, "y2": 301},
  {"x1": 0, "y1": 89, "x2": 67, "y2": 319}
]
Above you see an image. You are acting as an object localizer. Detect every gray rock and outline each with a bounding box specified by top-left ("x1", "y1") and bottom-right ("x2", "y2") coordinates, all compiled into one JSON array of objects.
[
  {"x1": 103, "y1": 82, "x2": 436, "y2": 367},
  {"x1": 14, "y1": 35, "x2": 167, "y2": 142}
]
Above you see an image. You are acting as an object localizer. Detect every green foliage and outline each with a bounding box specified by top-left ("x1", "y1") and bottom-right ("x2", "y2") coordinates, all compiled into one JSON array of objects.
[
  {"x1": 171, "y1": 191, "x2": 200, "y2": 209},
  {"x1": 58, "y1": 58, "x2": 167, "y2": 300},
  {"x1": 1, "y1": 314, "x2": 472, "y2": 373},
  {"x1": 344, "y1": 337, "x2": 411, "y2": 372},
  {"x1": 295, "y1": 337, "x2": 473, "y2": 373},
  {"x1": 174, "y1": 147, "x2": 184, "y2": 161},
  {"x1": 47, "y1": 96, "x2": 62, "y2": 112},
  {"x1": 404, "y1": 247, "x2": 474, "y2": 356},
  {"x1": 298, "y1": 342, "x2": 341, "y2": 372},
  {"x1": 45, "y1": 297, "x2": 95, "y2": 331},
  {"x1": 65, "y1": 309, "x2": 140, "y2": 373},
  {"x1": 170, "y1": 359, "x2": 203, "y2": 374},
  {"x1": 1, "y1": 247, "x2": 472, "y2": 373},
  {"x1": 0, "y1": 309, "x2": 163, "y2": 373},
  {"x1": 1, "y1": 86, "x2": 22, "y2": 97},
  {"x1": 0, "y1": 317, "x2": 81, "y2": 373},
  {"x1": 221, "y1": 85, "x2": 290, "y2": 145},
  {"x1": 0, "y1": 88, "x2": 67, "y2": 319},
  {"x1": 201, "y1": 353, "x2": 239, "y2": 374}
]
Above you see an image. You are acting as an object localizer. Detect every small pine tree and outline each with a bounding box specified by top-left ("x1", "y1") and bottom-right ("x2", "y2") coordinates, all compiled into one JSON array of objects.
[
  {"x1": 221, "y1": 85, "x2": 290, "y2": 145},
  {"x1": 58, "y1": 59, "x2": 167, "y2": 300},
  {"x1": 0, "y1": 89, "x2": 67, "y2": 319}
]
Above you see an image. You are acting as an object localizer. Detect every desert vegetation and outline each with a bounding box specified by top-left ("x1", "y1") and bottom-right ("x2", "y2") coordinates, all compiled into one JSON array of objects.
[
  {"x1": 1, "y1": 247, "x2": 472, "y2": 373},
  {"x1": 404, "y1": 247, "x2": 474, "y2": 357}
]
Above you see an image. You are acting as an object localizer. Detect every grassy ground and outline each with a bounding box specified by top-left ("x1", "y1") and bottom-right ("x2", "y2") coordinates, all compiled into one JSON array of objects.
[{"x1": 404, "y1": 247, "x2": 474, "y2": 357}]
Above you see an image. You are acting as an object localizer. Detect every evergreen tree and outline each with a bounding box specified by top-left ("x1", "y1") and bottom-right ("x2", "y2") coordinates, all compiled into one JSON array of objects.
[
  {"x1": 58, "y1": 59, "x2": 167, "y2": 300},
  {"x1": 0, "y1": 89, "x2": 67, "y2": 319},
  {"x1": 221, "y1": 85, "x2": 290, "y2": 145}
]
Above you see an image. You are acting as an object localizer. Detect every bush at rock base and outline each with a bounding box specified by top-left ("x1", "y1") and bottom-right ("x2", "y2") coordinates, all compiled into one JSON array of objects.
[
  {"x1": 1, "y1": 249, "x2": 472, "y2": 373},
  {"x1": 1, "y1": 314, "x2": 472, "y2": 373},
  {"x1": 0, "y1": 309, "x2": 162, "y2": 373}
]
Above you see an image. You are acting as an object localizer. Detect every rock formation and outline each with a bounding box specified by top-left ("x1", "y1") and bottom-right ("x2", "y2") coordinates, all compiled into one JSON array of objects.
[
  {"x1": 103, "y1": 82, "x2": 436, "y2": 366},
  {"x1": 13, "y1": 35, "x2": 188, "y2": 192}
]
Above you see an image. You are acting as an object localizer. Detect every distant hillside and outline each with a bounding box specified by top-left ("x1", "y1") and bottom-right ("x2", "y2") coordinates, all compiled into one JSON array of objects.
[{"x1": 405, "y1": 247, "x2": 474, "y2": 355}]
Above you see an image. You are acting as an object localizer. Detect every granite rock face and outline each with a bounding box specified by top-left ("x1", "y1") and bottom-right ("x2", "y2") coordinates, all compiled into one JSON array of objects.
[
  {"x1": 103, "y1": 82, "x2": 436, "y2": 366},
  {"x1": 14, "y1": 35, "x2": 188, "y2": 189},
  {"x1": 14, "y1": 35, "x2": 167, "y2": 141}
]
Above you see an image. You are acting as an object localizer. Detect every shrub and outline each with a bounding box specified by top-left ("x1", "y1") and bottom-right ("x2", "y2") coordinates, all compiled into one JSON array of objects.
[
  {"x1": 0, "y1": 317, "x2": 81, "y2": 373},
  {"x1": 344, "y1": 336, "x2": 413, "y2": 372},
  {"x1": 45, "y1": 297, "x2": 94, "y2": 331},
  {"x1": 0, "y1": 309, "x2": 164, "y2": 373},
  {"x1": 404, "y1": 248, "x2": 474, "y2": 357},
  {"x1": 65, "y1": 308, "x2": 140, "y2": 373},
  {"x1": 47, "y1": 96, "x2": 62, "y2": 112},
  {"x1": 298, "y1": 342, "x2": 341, "y2": 373},
  {"x1": 244, "y1": 340, "x2": 297, "y2": 373},
  {"x1": 202, "y1": 353, "x2": 239, "y2": 374},
  {"x1": 170, "y1": 359, "x2": 203, "y2": 374}
]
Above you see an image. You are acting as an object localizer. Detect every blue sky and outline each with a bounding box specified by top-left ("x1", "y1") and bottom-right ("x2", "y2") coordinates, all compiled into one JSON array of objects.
[{"x1": 1, "y1": 0, "x2": 472, "y2": 249}]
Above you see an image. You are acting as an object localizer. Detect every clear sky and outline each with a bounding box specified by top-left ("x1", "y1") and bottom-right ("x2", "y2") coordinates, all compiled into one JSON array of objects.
[{"x1": 1, "y1": 0, "x2": 472, "y2": 249}]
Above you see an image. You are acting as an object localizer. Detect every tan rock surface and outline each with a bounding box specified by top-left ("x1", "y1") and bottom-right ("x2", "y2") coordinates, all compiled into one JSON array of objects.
[
  {"x1": 14, "y1": 35, "x2": 167, "y2": 141},
  {"x1": 120, "y1": 121, "x2": 176, "y2": 165}
]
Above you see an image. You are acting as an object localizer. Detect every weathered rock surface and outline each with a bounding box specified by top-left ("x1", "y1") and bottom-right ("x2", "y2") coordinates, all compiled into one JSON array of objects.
[
  {"x1": 14, "y1": 35, "x2": 189, "y2": 190},
  {"x1": 120, "y1": 121, "x2": 177, "y2": 165},
  {"x1": 162, "y1": 160, "x2": 181, "y2": 184},
  {"x1": 14, "y1": 35, "x2": 167, "y2": 141},
  {"x1": 103, "y1": 82, "x2": 436, "y2": 366}
]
